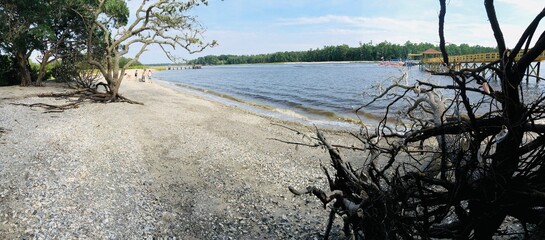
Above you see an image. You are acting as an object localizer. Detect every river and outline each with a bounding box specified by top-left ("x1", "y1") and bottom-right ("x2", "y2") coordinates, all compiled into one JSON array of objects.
[{"x1": 154, "y1": 62, "x2": 545, "y2": 128}]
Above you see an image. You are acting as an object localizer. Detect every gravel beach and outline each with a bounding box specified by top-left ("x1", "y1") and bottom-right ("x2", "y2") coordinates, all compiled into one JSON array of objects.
[{"x1": 0, "y1": 79, "x2": 363, "y2": 239}]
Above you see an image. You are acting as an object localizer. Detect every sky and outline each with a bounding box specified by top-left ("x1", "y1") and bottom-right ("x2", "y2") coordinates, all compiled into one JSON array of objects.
[{"x1": 129, "y1": 0, "x2": 545, "y2": 64}]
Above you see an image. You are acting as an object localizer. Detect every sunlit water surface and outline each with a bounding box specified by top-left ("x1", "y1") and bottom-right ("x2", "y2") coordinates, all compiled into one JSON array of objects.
[{"x1": 154, "y1": 62, "x2": 545, "y2": 128}]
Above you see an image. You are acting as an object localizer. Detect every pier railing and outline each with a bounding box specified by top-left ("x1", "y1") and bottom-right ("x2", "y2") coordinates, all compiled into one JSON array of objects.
[
  {"x1": 423, "y1": 50, "x2": 545, "y2": 64},
  {"x1": 420, "y1": 50, "x2": 545, "y2": 82}
]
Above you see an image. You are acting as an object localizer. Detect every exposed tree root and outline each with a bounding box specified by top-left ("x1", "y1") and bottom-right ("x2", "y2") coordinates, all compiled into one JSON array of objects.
[
  {"x1": 286, "y1": 1, "x2": 545, "y2": 239},
  {"x1": 38, "y1": 88, "x2": 143, "y2": 104},
  {"x1": 12, "y1": 87, "x2": 143, "y2": 113},
  {"x1": 11, "y1": 102, "x2": 80, "y2": 113}
]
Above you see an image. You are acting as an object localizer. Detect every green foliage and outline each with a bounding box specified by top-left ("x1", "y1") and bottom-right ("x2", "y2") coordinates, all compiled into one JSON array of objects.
[
  {"x1": 0, "y1": 0, "x2": 95, "y2": 85},
  {"x1": 34, "y1": 61, "x2": 58, "y2": 81},
  {"x1": 0, "y1": 0, "x2": 45, "y2": 52},
  {"x1": 51, "y1": 54, "x2": 102, "y2": 88},
  {"x1": 103, "y1": 0, "x2": 129, "y2": 27},
  {"x1": 29, "y1": 61, "x2": 40, "y2": 81},
  {"x1": 119, "y1": 57, "x2": 143, "y2": 68},
  {"x1": 51, "y1": 60, "x2": 76, "y2": 84},
  {"x1": 0, "y1": 0, "x2": 213, "y2": 88},
  {"x1": 0, "y1": 55, "x2": 18, "y2": 86},
  {"x1": 52, "y1": 54, "x2": 85, "y2": 84},
  {"x1": 189, "y1": 42, "x2": 497, "y2": 65}
]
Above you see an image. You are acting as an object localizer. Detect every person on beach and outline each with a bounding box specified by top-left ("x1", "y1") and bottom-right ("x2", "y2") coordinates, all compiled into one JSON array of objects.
[
  {"x1": 141, "y1": 69, "x2": 146, "y2": 82},
  {"x1": 134, "y1": 70, "x2": 138, "y2": 81},
  {"x1": 147, "y1": 70, "x2": 152, "y2": 83}
]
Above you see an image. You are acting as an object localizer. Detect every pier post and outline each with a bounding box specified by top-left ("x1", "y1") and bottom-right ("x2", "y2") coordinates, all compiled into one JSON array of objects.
[{"x1": 535, "y1": 62, "x2": 541, "y2": 82}]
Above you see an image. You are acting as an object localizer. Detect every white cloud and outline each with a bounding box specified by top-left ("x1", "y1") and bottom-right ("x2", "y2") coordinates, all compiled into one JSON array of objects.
[
  {"x1": 278, "y1": 15, "x2": 365, "y2": 26},
  {"x1": 497, "y1": 0, "x2": 544, "y2": 13},
  {"x1": 277, "y1": 15, "x2": 437, "y2": 37}
]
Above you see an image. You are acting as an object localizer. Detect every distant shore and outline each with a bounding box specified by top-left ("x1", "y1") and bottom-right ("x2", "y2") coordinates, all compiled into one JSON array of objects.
[{"x1": 146, "y1": 60, "x2": 379, "y2": 67}]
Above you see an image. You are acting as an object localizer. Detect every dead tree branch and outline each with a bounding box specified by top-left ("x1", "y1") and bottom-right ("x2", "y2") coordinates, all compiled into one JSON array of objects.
[{"x1": 287, "y1": 1, "x2": 545, "y2": 238}]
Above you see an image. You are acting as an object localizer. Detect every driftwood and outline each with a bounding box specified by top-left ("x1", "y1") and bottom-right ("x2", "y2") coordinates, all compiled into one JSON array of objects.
[{"x1": 288, "y1": 1, "x2": 545, "y2": 239}]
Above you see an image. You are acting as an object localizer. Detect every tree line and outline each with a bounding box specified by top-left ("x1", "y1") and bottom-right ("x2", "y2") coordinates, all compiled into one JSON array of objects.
[{"x1": 188, "y1": 41, "x2": 497, "y2": 65}]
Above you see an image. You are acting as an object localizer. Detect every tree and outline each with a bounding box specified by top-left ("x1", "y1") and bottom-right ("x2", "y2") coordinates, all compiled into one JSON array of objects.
[
  {"x1": 289, "y1": 1, "x2": 545, "y2": 239},
  {"x1": 0, "y1": 0, "x2": 45, "y2": 86},
  {"x1": 33, "y1": 0, "x2": 93, "y2": 86},
  {"x1": 188, "y1": 42, "x2": 496, "y2": 65},
  {"x1": 118, "y1": 57, "x2": 143, "y2": 68},
  {"x1": 30, "y1": 0, "x2": 96, "y2": 86},
  {"x1": 0, "y1": 54, "x2": 18, "y2": 86},
  {"x1": 0, "y1": 0, "x2": 92, "y2": 86},
  {"x1": 85, "y1": 0, "x2": 217, "y2": 101}
]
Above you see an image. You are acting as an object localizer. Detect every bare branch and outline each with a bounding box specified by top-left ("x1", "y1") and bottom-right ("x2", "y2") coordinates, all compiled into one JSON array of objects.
[
  {"x1": 438, "y1": 0, "x2": 449, "y2": 65},
  {"x1": 484, "y1": 0, "x2": 507, "y2": 55}
]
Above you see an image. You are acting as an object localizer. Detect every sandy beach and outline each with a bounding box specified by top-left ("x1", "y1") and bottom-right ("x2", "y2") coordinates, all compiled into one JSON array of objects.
[{"x1": 0, "y1": 79, "x2": 363, "y2": 238}]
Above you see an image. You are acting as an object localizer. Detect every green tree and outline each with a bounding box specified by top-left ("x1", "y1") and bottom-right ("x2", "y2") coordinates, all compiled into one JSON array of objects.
[
  {"x1": 33, "y1": 0, "x2": 93, "y2": 86},
  {"x1": 0, "y1": 0, "x2": 46, "y2": 86},
  {"x1": 0, "y1": 0, "x2": 94, "y2": 86},
  {"x1": 0, "y1": 54, "x2": 18, "y2": 86},
  {"x1": 85, "y1": 0, "x2": 217, "y2": 100},
  {"x1": 119, "y1": 57, "x2": 143, "y2": 68},
  {"x1": 188, "y1": 42, "x2": 497, "y2": 65}
]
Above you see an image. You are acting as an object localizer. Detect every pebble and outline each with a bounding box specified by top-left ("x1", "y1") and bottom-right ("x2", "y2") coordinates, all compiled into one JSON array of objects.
[{"x1": 0, "y1": 82, "x2": 356, "y2": 239}]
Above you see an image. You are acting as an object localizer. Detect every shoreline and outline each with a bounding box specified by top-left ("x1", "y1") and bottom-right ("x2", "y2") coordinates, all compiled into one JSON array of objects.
[
  {"x1": 156, "y1": 79, "x2": 366, "y2": 131},
  {"x1": 0, "y1": 80, "x2": 364, "y2": 238},
  {"x1": 152, "y1": 63, "x2": 386, "y2": 131}
]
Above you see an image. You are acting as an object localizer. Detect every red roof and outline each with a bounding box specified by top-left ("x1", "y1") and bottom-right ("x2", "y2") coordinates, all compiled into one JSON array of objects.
[{"x1": 422, "y1": 48, "x2": 441, "y2": 54}]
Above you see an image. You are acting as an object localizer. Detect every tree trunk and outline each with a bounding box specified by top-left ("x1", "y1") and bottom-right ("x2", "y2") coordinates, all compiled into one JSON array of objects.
[
  {"x1": 108, "y1": 77, "x2": 121, "y2": 100},
  {"x1": 471, "y1": 67, "x2": 524, "y2": 240},
  {"x1": 36, "y1": 64, "x2": 46, "y2": 86},
  {"x1": 494, "y1": 71, "x2": 524, "y2": 177},
  {"x1": 16, "y1": 51, "x2": 32, "y2": 86},
  {"x1": 35, "y1": 53, "x2": 51, "y2": 86}
]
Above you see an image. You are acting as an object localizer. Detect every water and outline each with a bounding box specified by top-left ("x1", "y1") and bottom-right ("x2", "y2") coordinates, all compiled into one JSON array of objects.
[{"x1": 154, "y1": 62, "x2": 545, "y2": 128}]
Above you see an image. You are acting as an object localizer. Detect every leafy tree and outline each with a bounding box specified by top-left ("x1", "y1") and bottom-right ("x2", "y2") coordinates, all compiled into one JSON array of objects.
[
  {"x1": 119, "y1": 57, "x2": 143, "y2": 68},
  {"x1": 0, "y1": 54, "x2": 18, "y2": 86},
  {"x1": 85, "y1": 0, "x2": 217, "y2": 101},
  {"x1": 0, "y1": 0, "x2": 46, "y2": 86},
  {"x1": 33, "y1": 0, "x2": 93, "y2": 86},
  {"x1": 0, "y1": 0, "x2": 93, "y2": 86}
]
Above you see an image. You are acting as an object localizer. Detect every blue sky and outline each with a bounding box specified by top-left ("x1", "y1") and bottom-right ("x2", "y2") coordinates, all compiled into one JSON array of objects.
[{"x1": 131, "y1": 0, "x2": 545, "y2": 64}]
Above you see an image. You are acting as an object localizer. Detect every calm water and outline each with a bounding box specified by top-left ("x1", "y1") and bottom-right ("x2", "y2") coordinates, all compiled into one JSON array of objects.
[{"x1": 154, "y1": 62, "x2": 545, "y2": 127}]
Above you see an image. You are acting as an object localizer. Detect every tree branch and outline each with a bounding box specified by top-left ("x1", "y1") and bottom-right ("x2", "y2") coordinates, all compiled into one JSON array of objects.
[{"x1": 484, "y1": 0, "x2": 507, "y2": 55}]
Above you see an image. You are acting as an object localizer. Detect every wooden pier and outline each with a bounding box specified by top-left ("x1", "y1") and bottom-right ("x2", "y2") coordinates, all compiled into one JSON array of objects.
[
  {"x1": 412, "y1": 49, "x2": 545, "y2": 81},
  {"x1": 167, "y1": 64, "x2": 202, "y2": 70}
]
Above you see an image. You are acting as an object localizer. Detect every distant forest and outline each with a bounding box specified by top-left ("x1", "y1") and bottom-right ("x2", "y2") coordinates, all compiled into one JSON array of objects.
[{"x1": 188, "y1": 41, "x2": 497, "y2": 65}]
